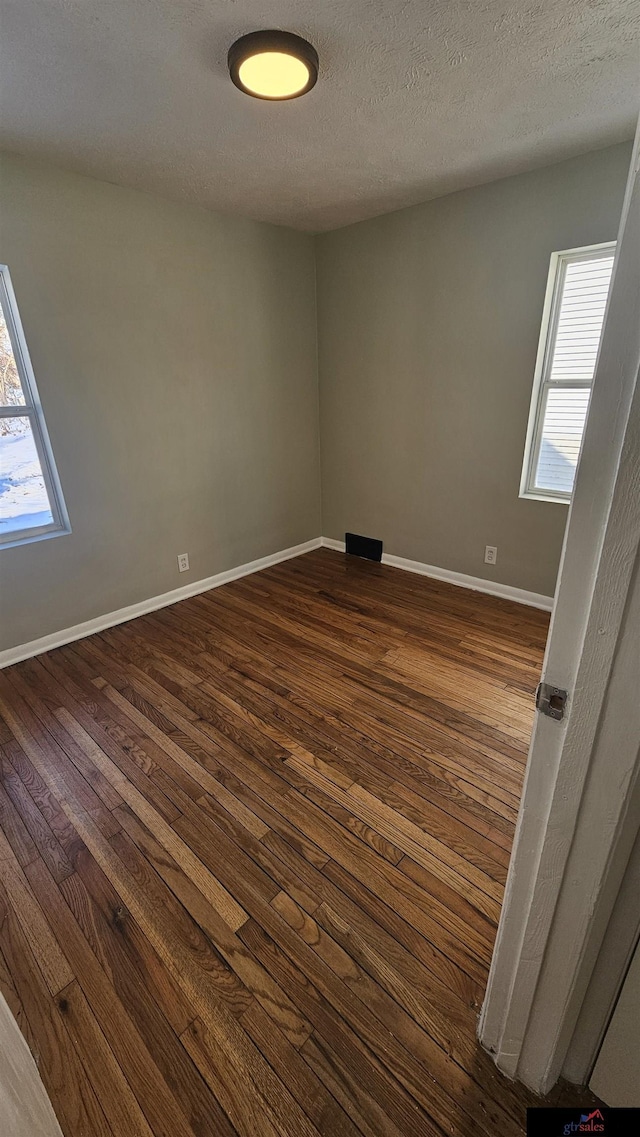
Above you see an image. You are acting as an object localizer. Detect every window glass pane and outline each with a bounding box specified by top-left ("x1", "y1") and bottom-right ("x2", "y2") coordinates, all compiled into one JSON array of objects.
[
  {"x1": 548, "y1": 255, "x2": 614, "y2": 384},
  {"x1": 0, "y1": 302, "x2": 26, "y2": 407},
  {"x1": 535, "y1": 387, "x2": 590, "y2": 496},
  {"x1": 0, "y1": 416, "x2": 54, "y2": 535}
]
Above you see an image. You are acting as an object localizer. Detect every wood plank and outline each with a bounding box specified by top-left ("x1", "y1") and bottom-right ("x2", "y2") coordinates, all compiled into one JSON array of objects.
[
  {"x1": 25, "y1": 655, "x2": 186, "y2": 823},
  {"x1": 279, "y1": 786, "x2": 491, "y2": 980},
  {"x1": 2, "y1": 739, "x2": 87, "y2": 864},
  {"x1": 287, "y1": 754, "x2": 503, "y2": 919},
  {"x1": 268, "y1": 891, "x2": 516, "y2": 1137},
  {"x1": 0, "y1": 827, "x2": 73, "y2": 996},
  {"x1": 1, "y1": 747, "x2": 74, "y2": 883},
  {"x1": 322, "y1": 856, "x2": 482, "y2": 1007},
  {"x1": 239, "y1": 916, "x2": 444, "y2": 1137},
  {"x1": 0, "y1": 673, "x2": 122, "y2": 838},
  {"x1": 0, "y1": 880, "x2": 113, "y2": 1136},
  {"x1": 240, "y1": 1000, "x2": 362, "y2": 1137},
  {"x1": 114, "y1": 802, "x2": 313, "y2": 1048},
  {"x1": 60, "y1": 859, "x2": 193, "y2": 1036},
  {"x1": 300, "y1": 1031, "x2": 423, "y2": 1137},
  {"x1": 100, "y1": 681, "x2": 270, "y2": 838},
  {"x1": 28, "y1": 793, "x2": 313, "y2": 1135},
  {"x1": 54, "y1": 705, "x2": 248, "y2": 933},
  {"x1": 53, "y1": 979, "x2": 156, "y2": 1137},
  {"x1": 0, "y1": 548, "x2": 570, "y2": 1137},
  {"x1": 109, "y1": 826, "x2": 256, "y2": 1023},
  {"x1": 25, "y1": 856, "x2": 205, "y2": 1137},
  {"x1": 0, "y1": 775, "x2": 38, "y2": 869},
  {"x1": 158, "y1": 598, "x2": 524, "y2": 819},
  {"x1": 181, "y1": 1016, "x2": 319, "y2": 1137}
]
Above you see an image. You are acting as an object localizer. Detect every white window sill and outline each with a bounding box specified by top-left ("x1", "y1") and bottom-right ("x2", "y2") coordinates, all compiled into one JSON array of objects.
[
  {"x1": 0, "y1": 524, "x2": 72, "y2": 551},
  {"x1": 519, "y1": 489, "x2": 571, "y2": 505}
]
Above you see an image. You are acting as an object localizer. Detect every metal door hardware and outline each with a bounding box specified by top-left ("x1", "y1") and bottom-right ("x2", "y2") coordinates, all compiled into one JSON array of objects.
[{"x1": 536, "y1": 682, "x2": 568, "y2": 721}]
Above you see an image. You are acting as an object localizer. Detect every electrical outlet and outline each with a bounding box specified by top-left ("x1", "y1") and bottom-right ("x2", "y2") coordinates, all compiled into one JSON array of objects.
[
  {"x1": 484, "y1": 546, "x2": 498, "y2": 565},
  {"x1": 177, "y1": 553, "x2": 190, "y2": 573}
]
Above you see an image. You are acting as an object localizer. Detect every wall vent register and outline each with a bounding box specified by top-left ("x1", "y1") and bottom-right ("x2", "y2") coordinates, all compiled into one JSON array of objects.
[{"x1": 345, "y1": 533, "x2": 383, "y2": 562}]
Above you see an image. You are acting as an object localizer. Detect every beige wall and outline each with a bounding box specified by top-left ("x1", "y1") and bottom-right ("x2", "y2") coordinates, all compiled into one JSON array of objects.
[
  {"x1": 316, "y1": 143, "x2": 631, "y2": 597},
  {"x1": 0, "y1": 154, "x2": 320, "y2": 651},
  {"x1": 0, "y1": 145, "x2": 632, "y2": 652}
]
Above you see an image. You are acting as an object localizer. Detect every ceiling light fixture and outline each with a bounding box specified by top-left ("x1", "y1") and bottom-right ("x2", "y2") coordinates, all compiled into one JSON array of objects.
[{"x1": 228, "y1": 30, "x2": 318, "y2": 101}]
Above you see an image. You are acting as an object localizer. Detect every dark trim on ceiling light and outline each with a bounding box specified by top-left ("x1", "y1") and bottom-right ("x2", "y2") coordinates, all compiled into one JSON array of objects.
[{"x1": 228, "y1": 30, "x2": 319, "y2": 101}]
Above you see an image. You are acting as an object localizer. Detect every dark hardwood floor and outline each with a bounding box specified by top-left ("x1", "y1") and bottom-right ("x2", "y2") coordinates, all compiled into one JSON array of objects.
[{"x1": 0, "y1": 548, "x2": 586, "y2": 1135}]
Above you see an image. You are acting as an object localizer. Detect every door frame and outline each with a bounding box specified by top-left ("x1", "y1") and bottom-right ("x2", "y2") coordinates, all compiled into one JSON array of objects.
[
  {"x1": 479, "y1": 123, "x2": 640, "y2": 1096},
  {"x1": 564, "y1": 825, "x2": 640, "y2": 1087}
]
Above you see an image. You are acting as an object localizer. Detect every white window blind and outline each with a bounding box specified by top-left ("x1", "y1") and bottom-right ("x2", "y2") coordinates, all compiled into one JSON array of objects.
[{"x1": 521, "y1": 243, "x2": 616, "y2": 503}]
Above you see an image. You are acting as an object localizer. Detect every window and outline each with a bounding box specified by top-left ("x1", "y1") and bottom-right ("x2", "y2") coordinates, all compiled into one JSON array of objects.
[
  {"x1": 520, "y1": 242, "x2": 616, "y2": 503},
  {"x1": 0, "y1": 266, "x2": 70, "y2": 547}
]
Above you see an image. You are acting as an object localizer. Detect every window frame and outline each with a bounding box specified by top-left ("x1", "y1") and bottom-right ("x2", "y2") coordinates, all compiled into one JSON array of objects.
[
  {"x1": 519, "y1": 241, "x2": 616, "y2": 505},
  {"x1": 0, "y1": 265, "x2": 71, "y2": 549}
]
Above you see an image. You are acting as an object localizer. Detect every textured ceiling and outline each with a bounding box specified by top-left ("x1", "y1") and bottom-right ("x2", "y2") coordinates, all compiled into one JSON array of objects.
[{"x1": 1, "y1": 0, "x2": 638, "y2": 230}]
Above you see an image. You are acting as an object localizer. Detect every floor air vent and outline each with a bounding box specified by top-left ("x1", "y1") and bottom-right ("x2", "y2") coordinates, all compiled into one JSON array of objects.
[{"x1": 345, "y1": 533, "x2": 383, "y2": 562}]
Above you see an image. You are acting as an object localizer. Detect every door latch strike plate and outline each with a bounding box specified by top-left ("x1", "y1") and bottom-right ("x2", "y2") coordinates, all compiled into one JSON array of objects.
[{"x1": 536, "y1": 682, "x2": 568, "y2": 721}]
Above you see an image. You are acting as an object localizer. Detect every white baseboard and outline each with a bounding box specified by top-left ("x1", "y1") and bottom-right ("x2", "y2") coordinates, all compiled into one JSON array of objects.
[
  {"x1": 0, "y1": 538, "x2": 322, "y2": 670},
  {"x1": 321, "y1": 537, "x2": 554, "y2": 611},
  {"x1": 1, "y1": 534, "x2": 553, "y2": 670}
]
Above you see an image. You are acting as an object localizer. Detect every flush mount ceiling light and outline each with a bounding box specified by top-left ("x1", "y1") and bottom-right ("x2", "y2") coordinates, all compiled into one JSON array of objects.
[{"x1": 228, "y1": 30, "x2": 318, "y2": 101}]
